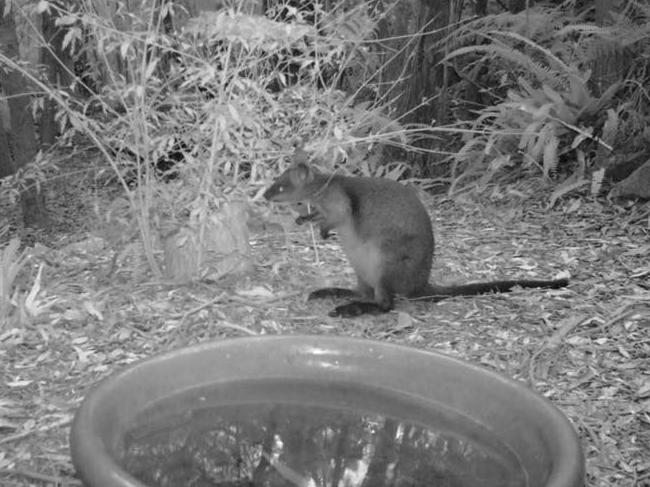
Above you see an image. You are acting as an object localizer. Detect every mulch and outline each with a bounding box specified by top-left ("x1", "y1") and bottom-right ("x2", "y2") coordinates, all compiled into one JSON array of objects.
[{"x1": 0, "y1": 174, "x2": 648, "y2": 487}]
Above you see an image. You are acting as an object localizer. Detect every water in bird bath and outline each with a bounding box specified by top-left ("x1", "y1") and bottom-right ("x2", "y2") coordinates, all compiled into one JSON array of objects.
[{"x1": 121, "y1": 378, "x2": 527, "y2": 487}]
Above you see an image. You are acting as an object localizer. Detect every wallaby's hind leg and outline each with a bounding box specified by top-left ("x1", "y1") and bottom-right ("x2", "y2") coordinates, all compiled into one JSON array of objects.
[
  {"x1": 308, "y1": 280, "x2": 384, "y2": 317},
  {"x1": 329, "y1": 278, "x2": 394, "y2": 318},
  {"x1": 308, "y1": 277, "x2": 374, "y2": 302},
  {"x1": 307, "y1": 287, "x2": 378, "y2": 317},
  {"x1": 330, "y1": 302, "x2": 387, "y2": 317}
]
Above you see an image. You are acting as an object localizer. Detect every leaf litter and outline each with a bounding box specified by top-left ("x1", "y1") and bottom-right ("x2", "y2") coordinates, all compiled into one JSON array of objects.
[{"x1": 0, "y1": 193, "x2": 648, "y2": 487}]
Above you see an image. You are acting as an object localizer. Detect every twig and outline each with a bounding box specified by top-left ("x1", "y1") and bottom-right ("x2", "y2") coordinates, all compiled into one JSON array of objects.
[
  {"x1": 177, "y1": 291, "x2": 228, "y2": 324},
  {"x1": 528, "y1": 315, "x2": 588, "y2": 384},
  {"x1": 213, "y1": 321, "x2": 258, "y2": 336},
  {"x1": 545, "y1": 315, "x2": 587, "y2": 348},
  {"x1": 0, "y1": 417, "x2": 71, "y2": 446},
  {"x1": 228, "y1": 290, "x2": 304, "y2": 305}
]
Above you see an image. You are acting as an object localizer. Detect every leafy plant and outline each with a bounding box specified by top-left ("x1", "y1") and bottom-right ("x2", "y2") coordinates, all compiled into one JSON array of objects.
[
  {"x1": 0, "y1": 0, "x2": 413, "y2": 279},
  {"x1": 0, "y1": 238, "x2": 29, "y2": 326},
  {"x1": 452, "y1": 75, "x2": 619, "y2": 189},
  {"x1": 441, "y1": 3, "x2": 650, "y2": 193}
]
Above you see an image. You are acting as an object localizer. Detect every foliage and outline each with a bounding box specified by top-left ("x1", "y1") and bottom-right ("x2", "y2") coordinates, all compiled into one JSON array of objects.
[
  {"x1": 0, "y1": 238, "x2": 27, "y2": 326},
  {"x1": 452, "y1": 75, "x2": 620, "y2": 191},
  {"x1": 1, "y1": 0, "x2": 411, "y2": 278},
  {"x1": 441, "y1": 3, "x2": 650, "y2": 193},
  {"x1": 0, "y1": 151, "x2": 53, "y2": 205}
]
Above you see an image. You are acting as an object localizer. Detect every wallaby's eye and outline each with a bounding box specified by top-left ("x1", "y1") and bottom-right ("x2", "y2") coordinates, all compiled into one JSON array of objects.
[{"x1": 278, "y1": 185, "x2": 284, "y2": 193}]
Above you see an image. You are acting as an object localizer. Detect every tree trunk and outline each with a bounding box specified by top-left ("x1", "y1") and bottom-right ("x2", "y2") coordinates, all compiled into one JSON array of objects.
[
  {"x1": 41, "y1": 5, "x2": 74, "y2": 148},
  {"x1": 375, "y1": 0, "x2": 450, "y2": 123},
  {"x1": 0, "y1": 95, "x2": 13, "y2": 178},
  {"x1": 0, "y1": 125, "x2": 14, "y2": 179},
  {"x1": 0, "y1": 1, "x2": 48, "y2": 227},
  {"x1": 373, "y1": 0, "x2": 450, "y2": 171},
  {"x1": 508, "y1": 0, "x2": 527, "y2": 13},
  {"x1": 595, "y1": 0, "x2": 613, "y2": 25}
]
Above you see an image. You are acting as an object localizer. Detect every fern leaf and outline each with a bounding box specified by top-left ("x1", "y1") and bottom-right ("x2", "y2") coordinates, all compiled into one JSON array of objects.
[
  {"x1": 531, "y1": 102, "x2": 554, "y2": 121},
  {"x1": 520, "y1": 120, "x2": 544, "y2": 151},
  {"x1": 542, "y1": 84, "x2": 565, "y2": 108},
  {"x1": 443, "y1": 44, "x2": 563, "y2": 88},
  {"x1": 488, "y1": 30, "x2": 573, "y2": 74}
]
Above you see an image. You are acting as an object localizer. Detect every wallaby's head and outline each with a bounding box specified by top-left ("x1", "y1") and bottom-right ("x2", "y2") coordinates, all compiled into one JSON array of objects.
[
  {"x1": 265, "y1": 145, "x2": 326, "y2": 202},
  {"x1": 263, "y1": 161, "x2": 320, "y2": 202}
]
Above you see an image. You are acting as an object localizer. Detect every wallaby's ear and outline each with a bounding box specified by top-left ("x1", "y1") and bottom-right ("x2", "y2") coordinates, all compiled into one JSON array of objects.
[
  {"x1": 290, "y1": 161, "x2": 313, "y2": 186},
  {"x1": 290, "y1": 144, "x2": 315, "y2": 186},
  {"x1": 293, "y1": 146, "x2": 310, "y2": 165}
]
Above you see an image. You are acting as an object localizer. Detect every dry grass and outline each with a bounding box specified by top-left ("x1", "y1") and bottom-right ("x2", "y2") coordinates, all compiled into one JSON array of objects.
[{"x1": 0, "y1": 180, "x2": 648, "y2": 487}]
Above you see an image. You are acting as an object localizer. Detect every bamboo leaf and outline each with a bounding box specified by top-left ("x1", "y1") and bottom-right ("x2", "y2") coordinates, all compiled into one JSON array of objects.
[{"x1": 543, "y1": 134, "x2": 559, "y2": 176}]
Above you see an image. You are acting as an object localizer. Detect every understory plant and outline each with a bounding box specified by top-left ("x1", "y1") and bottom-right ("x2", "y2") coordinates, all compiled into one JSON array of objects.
[
  {"x1": 2, "y1": 0, "x2": 414, "y2": 280},
  {"x1": 0, "y1": 238, "x2": 28, "y2": 327},
  {"x1": 442, "y1": 2, "x2": 650, "y2": 193}
]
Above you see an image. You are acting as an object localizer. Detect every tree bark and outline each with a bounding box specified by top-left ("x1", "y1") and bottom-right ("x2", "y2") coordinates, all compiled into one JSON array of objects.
[
  {"x1": 0, "y1": 1, "x2": 48, "y2": 227},
  {"x1": 0, "y1": 95, "x2": 13, "y2": 178},
  {"x1": 41, "y1": 4, "x2": 74, "y2": 148},
  {"x1": 508, "y1": 0, "x2": 527, "y2": 13},
  {"x1": 373, "y1": 0, "x2": 450, "y2": 171},
  {"x1": 375, "y1": 0, "x2": 450, "y2": 125},
  {"x1": 0, "y1": 124, "x2": 14, "y2": 179},
  {"x1": 595, "y1": 0, "x2": 613, "y2": 25}
]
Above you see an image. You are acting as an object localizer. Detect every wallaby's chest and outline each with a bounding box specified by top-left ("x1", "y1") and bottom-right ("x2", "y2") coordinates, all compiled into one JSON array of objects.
[{"x1": 337, "y1": 224, "x2": 382, "y2": 290}]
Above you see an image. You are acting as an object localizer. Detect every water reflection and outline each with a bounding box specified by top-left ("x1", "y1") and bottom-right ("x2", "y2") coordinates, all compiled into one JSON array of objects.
[{"x1": 123, "y1": 385, "x2": 526, "y2": 487}]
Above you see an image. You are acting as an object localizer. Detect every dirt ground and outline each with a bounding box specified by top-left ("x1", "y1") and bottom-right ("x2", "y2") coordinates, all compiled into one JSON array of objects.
[{"x1": 0, "y1": 172, "x2": 649, "y2": 487}]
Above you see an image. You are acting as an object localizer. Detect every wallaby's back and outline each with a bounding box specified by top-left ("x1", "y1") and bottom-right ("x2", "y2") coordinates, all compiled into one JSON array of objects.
[{"x1": 332, "y1": 175, "x2": 434, "y2": 297}]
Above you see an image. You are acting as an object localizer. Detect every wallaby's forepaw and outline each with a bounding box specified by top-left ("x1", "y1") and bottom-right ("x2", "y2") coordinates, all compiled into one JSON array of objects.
[{"x1": 295, "y1": 215, "x2": 310, "y2": 225}]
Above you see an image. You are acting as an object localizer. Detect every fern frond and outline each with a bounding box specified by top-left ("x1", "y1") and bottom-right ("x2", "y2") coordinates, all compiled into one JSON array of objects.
[
  {"x1": 488, "y1": 30, "x2": 574, "y2": 75},
  {"x1": 558, "y1": 19, "x2": 650, "y2": 47},
  {"x1": 443, "y1": 44, "x2": 563, "y2": 88}
]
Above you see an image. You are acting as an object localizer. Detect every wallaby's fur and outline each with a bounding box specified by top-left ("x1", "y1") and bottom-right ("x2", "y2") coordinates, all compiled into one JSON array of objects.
[{"x1": 264, "y1": 150, "x2": 568, "y2": 317}]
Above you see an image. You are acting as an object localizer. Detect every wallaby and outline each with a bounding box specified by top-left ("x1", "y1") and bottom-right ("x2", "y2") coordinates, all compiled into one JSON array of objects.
[{"x1": 264, "y1": 149, "x2": 569, "y2": 317}]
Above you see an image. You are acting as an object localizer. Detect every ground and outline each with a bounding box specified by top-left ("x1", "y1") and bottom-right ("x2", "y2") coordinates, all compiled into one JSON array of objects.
[{"x1": 0, "y1": 173, "x2": 648, "y2": 487}]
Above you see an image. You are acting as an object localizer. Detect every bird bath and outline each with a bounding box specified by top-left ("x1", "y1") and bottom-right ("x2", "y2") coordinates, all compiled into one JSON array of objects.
[{"x1": 70, "y1": 335, "x2": 584, "y2": 487}]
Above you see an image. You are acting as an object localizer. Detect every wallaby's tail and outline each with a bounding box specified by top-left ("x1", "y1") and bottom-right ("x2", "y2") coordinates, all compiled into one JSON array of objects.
[{"x1": 415, "y1": 278, "x2": 569, "y2": 302}]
